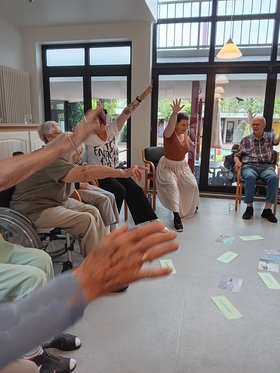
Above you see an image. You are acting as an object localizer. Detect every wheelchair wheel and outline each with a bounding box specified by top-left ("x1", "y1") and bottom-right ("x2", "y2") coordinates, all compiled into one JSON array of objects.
[{"x1": 0, "y1": 207, "x2": 43, "y2": 249}]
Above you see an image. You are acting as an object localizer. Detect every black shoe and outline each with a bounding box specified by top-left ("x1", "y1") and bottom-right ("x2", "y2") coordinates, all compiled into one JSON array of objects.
[
  {"x1": 173, "y1": 216, "x2": 183, "y2": 232},
  {"x1": 261, "y1": 209, "x2": 278, "y2": 223},
  {"x1": 30, "y1": 349, "x2": 76, "y2": 373},
  {"x1": 242, "y1": 207, "x2": 254, "y2": 220},
  {"x1": 42, "y1": 334, "x2": 81, "y2": 352}
]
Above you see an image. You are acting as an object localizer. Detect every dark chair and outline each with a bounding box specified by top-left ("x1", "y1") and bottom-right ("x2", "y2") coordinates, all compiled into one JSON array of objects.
[
  {"x1": 0, "y1": 189, "x2": 78, "y2": 272},
  {"x1": 142, "y1": 146, "x2": 164, "y2": 211},
  {"x1": 235, "y1": 150, "x2": 280, "y2": 214}
]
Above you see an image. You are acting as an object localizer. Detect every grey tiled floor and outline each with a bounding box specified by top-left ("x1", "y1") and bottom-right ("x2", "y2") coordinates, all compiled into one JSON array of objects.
[{"x1": 55, "y1": 198, "x2": 280, "y2": 373}]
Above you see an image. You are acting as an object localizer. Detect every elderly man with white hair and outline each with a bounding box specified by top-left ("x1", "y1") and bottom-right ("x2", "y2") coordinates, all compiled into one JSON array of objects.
[{"x1": 234, "y1": 115, "x2": 280, "y2": 223}]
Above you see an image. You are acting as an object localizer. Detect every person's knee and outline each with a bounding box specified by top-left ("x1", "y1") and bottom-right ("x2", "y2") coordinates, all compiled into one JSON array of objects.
[
  {"x1": 20, "y1": 267, "x2": 48, "y2": 296},
  {"x1": 30, "y1": 249, "x2": 53, "y2": 277}
]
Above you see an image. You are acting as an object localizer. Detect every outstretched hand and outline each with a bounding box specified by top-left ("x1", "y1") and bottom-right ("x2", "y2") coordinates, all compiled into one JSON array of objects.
[
  {"x1": 170, "y1": 98, "x2": 185, "y2": 114},
  {"x1": 124, "y1": 165, "x2": 147, "y2": 182},
  {"x1": 74, "y1": 222, "x2": 178, "y2": 302},
  {"x1": 70, "y1": 107, "x2": 103, "y2": 148}
]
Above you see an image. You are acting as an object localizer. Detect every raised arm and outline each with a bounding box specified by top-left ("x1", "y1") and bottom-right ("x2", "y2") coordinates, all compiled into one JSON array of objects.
[
  {"x1": 116, "y1": 84, "x2": 153, "y2": 131},
  {"x1": 0, "y1": 108, "x2": 101, "y2": 191},
  {"x1": 164, "y1": 99, "x2": 185, "y2": 138}
]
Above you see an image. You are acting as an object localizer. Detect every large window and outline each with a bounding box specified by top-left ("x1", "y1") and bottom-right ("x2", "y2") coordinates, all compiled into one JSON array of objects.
[
  {"x1": 153, "y1": 0, "x2": 280, "y2": 192},
  {"x1": 156, "y1": 0, "x2": 278, "y2": 63},
  {"x1": 42, "y1": 43, "x2": 131, "y2": 165}
]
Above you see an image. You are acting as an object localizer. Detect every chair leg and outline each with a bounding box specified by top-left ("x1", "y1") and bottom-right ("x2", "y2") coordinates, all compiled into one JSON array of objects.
[
  {"x1": 152, "y1": 187, "x2": 156, "y2": 211},
  {"x1": 124, "y1": 202, "x2": 128, "y2": 221},
  {"x1": 273, "y1": 193, "x2": 278, "y2": 215}
]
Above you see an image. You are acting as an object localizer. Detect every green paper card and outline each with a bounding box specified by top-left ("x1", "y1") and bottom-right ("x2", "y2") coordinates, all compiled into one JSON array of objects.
[
  {"x1": 159, "y1": 259, "x2": 176, "y2": 274},
  {"x1": 239, "y1": 235, "x2": 264, "y2": 241},
  {"x1": 257, "y1": 272, "x2": 280, "y2": 289},
  {"x1": 211, "y1": 295, "x2": 243, "y2": 320},
  {"x1": 217, "y1": 251, "x2": 239, "y2": 263}
]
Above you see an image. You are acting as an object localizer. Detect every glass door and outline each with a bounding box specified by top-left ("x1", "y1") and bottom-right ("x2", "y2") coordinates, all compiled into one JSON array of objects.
[{"x1": 91, "y1": 76, "x2": 128, "y2": 165}]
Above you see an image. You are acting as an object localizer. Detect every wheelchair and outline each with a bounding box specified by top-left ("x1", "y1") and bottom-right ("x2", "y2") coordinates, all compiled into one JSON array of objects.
[{"x1": 0, "y1": 189, "x2": 78, "y2": 272}]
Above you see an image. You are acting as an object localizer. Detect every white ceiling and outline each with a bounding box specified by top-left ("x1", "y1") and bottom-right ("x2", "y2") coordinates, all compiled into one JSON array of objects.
[{"x1": 0, "y1": 0, "x2": 156, "y2": 28}]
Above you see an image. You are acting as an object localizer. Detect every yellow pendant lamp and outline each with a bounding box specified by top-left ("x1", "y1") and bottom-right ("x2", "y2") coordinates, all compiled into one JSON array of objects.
[{"x1": 216, "y1": 0, "x2": 242, "y2": 60}]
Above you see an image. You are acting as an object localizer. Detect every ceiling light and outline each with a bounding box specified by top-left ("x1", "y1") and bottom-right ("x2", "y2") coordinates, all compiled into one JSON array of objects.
[
  {"x1": 216, "y1": 75, "x2": 229, "y2": 84},
  {"x1": 215, "y1": 86, "x2": 225, "y2": 94},
  {"x1": 216, "y1": 38, "x2": 242, "y2": 59},
  {"x1": 216, "y1": 0, "x2": 242, "y2": 60}
]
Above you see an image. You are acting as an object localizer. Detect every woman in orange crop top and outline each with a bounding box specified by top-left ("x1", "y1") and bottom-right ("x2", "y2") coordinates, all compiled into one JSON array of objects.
[{"x1": 156, "y1": 99, "x2": 199, "y2": 232}]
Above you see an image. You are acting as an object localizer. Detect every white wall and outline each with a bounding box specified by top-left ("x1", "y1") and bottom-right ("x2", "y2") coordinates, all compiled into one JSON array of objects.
[
  {"x1": 0, "y1": 17, "x2": 24, "y2": 70},
  {"x1": 22, "y1": 21, "x2": 153, "y2": 165}
]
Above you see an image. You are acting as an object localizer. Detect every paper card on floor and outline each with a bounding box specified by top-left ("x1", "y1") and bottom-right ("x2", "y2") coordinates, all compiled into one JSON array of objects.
[
  {"x1": 217, "y1": 251, "x2": 239, "y2": 263},
  {"x1": 266, "y1": 255, "x2": 280, "y2": 262},
  {"x1": 264, "y1": 249, "x2": 280, "y2": 256},
  {"x1": 159, "y1": 259, "x2": 176, "y2": 274},
  {"x1": 258, "y1": 258, "x2": 279, "y2": 273},
  {"x1": 239, "y1": 235, "x2": 264, "y2": 241},
  {"x1": 211, "y1": 295, "x2": 243, "y2": 320},
  {"x1": 223, "y1": 236, "x2": 235, "y2": 245},
  {"x1": 218, "y1": 275, "x2": 243, "y2": 292},
  {"x1": 257, "y1": 272, "x2": 280, "y2": 289}
]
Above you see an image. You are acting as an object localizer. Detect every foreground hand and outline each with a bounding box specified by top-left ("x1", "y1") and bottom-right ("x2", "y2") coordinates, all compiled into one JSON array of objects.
[
  {"x1": 70, "y1": 107, "x2": 102, "y2": 147},
  {"x1": 74, "y1": 222, "x2": 178, "y2": 302}
]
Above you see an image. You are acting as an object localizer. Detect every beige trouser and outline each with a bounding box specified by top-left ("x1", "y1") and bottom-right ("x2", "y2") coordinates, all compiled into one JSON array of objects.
[
  {"x1": 0, "y1": 360, "x2": 38, "y2": 373},
  {"x1": 33, "y1": 198, "x2": 108, "y2": 257}
]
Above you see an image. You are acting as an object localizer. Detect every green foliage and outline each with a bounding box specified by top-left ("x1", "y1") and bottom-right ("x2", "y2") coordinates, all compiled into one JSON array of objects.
[
  {"x1": 158, "y1": 99, "x2": 191, "y2": 120},
  {"x1": 68, "y1": 102, "x2": 84, "y2": 131},
  {"x1": 220, "y1": 97, "x2": 264, "y2": 122}
]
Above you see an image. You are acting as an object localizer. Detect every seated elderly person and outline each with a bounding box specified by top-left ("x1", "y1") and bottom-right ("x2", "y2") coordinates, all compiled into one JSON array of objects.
[
  {"x1": 234, "y1": 115, "x2": 280, "y2": 223},
  {"x1": 0, "y1": 110, "x2": 178, "y2": 372},
  {"x1": 38, "y1": 121, "x2": 119, "y2": 231},
  {"x1": 11, "y1": 132, "x2": 143, "y2": 257}
]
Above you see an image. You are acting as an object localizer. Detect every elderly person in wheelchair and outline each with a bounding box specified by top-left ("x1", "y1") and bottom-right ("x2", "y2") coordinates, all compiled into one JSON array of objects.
[
  {"x1": 38, "y1": 121, "x2": 119, "y2": 232},
  {"x1": 10, "y1": 132, "x2": 143, "y2": 257},
  {"x1": 0, "y1": 108, "x2": 178, "y2": 373}
]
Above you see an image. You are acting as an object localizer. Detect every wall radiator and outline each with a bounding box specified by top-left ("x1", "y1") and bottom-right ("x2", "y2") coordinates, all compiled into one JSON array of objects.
[{"x1": 0, "y1": 66, "x2": 31, "y2": 123}]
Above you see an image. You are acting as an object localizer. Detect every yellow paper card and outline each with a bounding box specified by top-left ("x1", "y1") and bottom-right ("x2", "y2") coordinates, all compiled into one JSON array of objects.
[
  {"x1": 159, "y1": 259, "x2": 176, "y2": 274},
  {"x1": 217, "y1": 251, "x2": 239, "y2": 263},
  {"x1": 257, "y1": 272, "x2": 280, "y2": 289},
  {"x1": 211, "y1": 295, "x2": 243, "y2": 320}
]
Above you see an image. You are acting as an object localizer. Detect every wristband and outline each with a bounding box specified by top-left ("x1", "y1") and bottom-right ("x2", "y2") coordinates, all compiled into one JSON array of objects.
[{"x1": 136, "y1": 96, "x2": 142, "y2": 103}]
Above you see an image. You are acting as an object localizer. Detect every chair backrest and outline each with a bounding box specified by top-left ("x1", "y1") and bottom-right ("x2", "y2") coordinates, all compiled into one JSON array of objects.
[
  {"x1": 143, "y1": 146, "x2": 164, "y2": 168},
  {"x1": 0, "y1": 187, "x2": 15, "y2": 208}
]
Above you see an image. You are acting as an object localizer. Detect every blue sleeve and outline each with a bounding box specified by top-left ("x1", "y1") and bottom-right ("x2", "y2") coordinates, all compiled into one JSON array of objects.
[{"x1": 0, "y1": 272, "x2": 87, "y2": 369}]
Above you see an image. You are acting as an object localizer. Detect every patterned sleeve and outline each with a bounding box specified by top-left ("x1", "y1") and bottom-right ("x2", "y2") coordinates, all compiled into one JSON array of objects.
[{"x1": 0, "y1": 272, "x2": 86, "y2": 369}]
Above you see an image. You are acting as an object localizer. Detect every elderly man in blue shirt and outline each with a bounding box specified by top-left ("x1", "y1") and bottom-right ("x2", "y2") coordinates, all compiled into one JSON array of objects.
[{"x1": 234, "y1": 115, "x2": 280, "y2": 223}]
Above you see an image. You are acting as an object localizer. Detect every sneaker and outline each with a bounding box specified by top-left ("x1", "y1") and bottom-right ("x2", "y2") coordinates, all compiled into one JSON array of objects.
[
  {"x1": 242, "y1": 207, "x2": 254, "y2": 220},
  {"x1": 173, "y1": 216, "x2": 183, "y2": 232},
  {"x1": 261, "y1": 209, "x2": 278, "y2": 223},
  {"x1": 30, "y1": 349, "x2": 76, "y2": 373}
]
